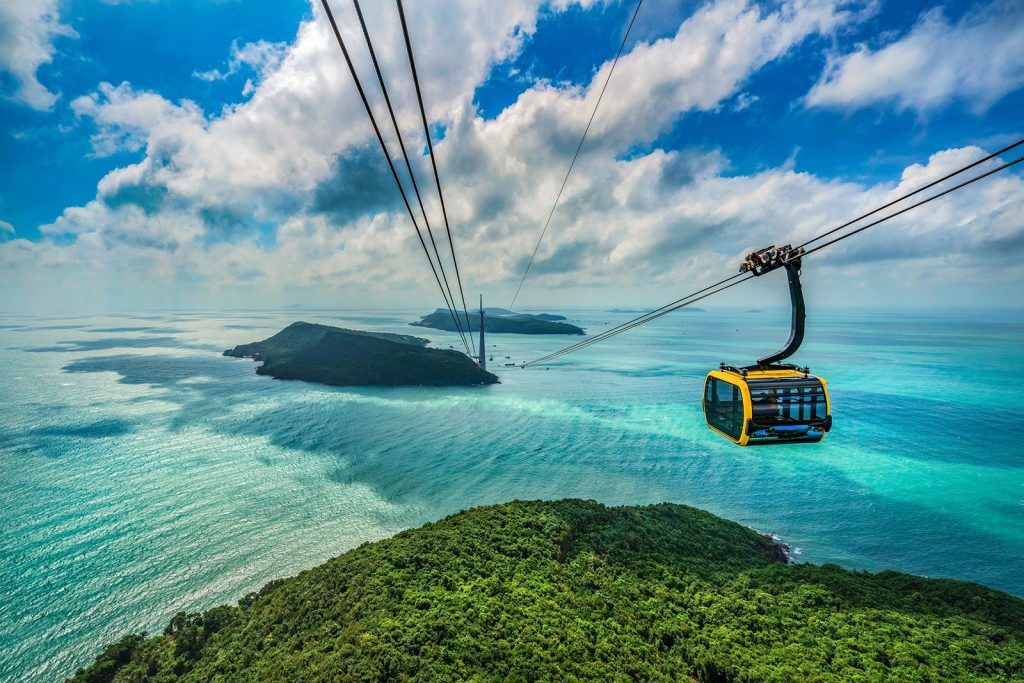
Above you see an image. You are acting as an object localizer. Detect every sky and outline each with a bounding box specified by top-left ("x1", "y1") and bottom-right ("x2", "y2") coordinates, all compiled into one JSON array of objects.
[{"x1": 0, "y1": 0, "x2": 1022, "y2": 313}]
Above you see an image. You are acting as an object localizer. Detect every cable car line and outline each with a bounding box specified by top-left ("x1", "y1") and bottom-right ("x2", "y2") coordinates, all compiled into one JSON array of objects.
[
  {"x1": 396, "y1": 0, "x2": 473, "y2": 336},
  {"x1": 523, "y1": 148, "x2": 1024, "y2": 367},
  {"x1": 350, "y1": 0, "x2": 470, "y2": 350},
  {"x1": 524, "y1": 274, "x2": 752, "y2": 367},
  {"x1": 524, "y1": 272, "x2": 748, "y2": 366},
  {"x1": 507, "y1": 0, "x2": 645, "y2": 314},
  {"x1": 801, "y1": 153, "x2": 1024, "y2": 258},
  {"x1": 796, "y1": 137, "x2": 1024, "y2": 252},
  {"x1": 526, "y1": 152, "x2": 1024, "y2": 366},
  {"x1": 527, "y1": 140, "x2": 1024, "y2": 366},
  {"x1": 320, "y1": 0, "x2": 472, "y2": 355}
]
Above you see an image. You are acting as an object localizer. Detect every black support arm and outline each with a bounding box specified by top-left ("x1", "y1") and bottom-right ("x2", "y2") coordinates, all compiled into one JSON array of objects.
[{"x1": 757, "y1": 259, "x2": 805, "y2": 366}]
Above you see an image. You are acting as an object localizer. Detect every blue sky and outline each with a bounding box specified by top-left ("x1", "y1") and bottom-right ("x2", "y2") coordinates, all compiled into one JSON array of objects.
[
  {"x1": 0, "y1": 0, "x2": 1022, "y2": 311},
  {"x1": 0, "y1": 1, "x2": 311, "y2": 238}
]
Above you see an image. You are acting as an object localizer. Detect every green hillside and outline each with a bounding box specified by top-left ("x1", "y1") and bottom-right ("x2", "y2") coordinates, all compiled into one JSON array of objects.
[
  {"x1": 224, "y1": 321, "x2": 498, "y2": 386},
  {"x1": 71, "y1": 500, "x2": 1024, "y2": 682}
]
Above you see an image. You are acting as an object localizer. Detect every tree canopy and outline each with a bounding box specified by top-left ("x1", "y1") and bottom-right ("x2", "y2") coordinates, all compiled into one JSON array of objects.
[{"x1": 71, "y1": 499, "x2": 1024, "y2": 682}]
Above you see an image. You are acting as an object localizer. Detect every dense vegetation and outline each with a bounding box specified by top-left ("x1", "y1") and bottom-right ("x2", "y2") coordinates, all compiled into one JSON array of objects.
[
  {"x1": 412, "y1": 309, "x2": 585, "y2": 335},
  {"x1": 72, "y1": 499, "x2": 1024, "y2": 682},
  {"x1": 224, "y1": 321, "x2": 498, "y2": 386}
]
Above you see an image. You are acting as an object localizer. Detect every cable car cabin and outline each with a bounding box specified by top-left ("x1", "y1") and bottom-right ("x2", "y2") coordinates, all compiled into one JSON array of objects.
[
  {"x1": 702, "y1": 244, "x2": 832, "y2": 445},
  {"x1": 703, "y1": 368, "x2": 831, "y2": 445}
]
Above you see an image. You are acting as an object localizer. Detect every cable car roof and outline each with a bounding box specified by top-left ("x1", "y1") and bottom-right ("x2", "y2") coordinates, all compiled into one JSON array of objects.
[{"x1": 712, "y1": 367, "x2": 815, "y2": 381}]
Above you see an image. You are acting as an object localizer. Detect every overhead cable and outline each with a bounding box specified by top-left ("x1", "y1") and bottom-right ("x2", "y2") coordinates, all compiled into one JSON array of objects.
[
  {"x1": 396, "y1": 0, "x2": 473, "y2": 335},
  {"x1": 802, "y1": 154, "x2": 1024, "y2": 258},
  {"x1": 523, "y1": 146, "x2": 1024, "y2": 366},
  {"x1": 320, "y1": 0, "x2": 471, "y2": 354},
  {"x1": 507, "y1": 0, "x2": 645, "y2": 314},
  {"x1": 524, "y1": 275, "x2": 751, "y2": 366},
  {"x1": 797, "y1": 137, "x2": 1024, "y2": 251},
  {"x1": 350, "y1": 0, "x2": 470, "y2": 349}
]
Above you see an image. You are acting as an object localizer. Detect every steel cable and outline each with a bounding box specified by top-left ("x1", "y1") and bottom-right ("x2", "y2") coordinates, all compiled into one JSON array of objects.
[
  {"x1": 320, "y1": 0, "x2": 471, "y2": 354},
  {"x1": 523, "y1": 149, "x2": 1024, "y2": 366},
  {"x1": 507, "y1": 0, "x2": 645, "y2": 314},
  {"x1": 350, "y1": 0, "x2": 471, "y2": 349},
  {"x1": 396, "y1": 0, "x2": 473, "y2": 336}
]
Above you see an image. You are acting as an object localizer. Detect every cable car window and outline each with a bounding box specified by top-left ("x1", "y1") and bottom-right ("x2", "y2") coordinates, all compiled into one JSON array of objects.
[
  {"x1": 706, "y1": 378, "x2": 742, "y2": 439},
  {"x1": 747, "y1": 379, "x2": 826, "y2": 425}
]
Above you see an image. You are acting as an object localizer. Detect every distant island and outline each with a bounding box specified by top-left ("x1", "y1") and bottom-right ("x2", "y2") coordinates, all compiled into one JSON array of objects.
[
  {"x1": 412, "y1": 309, "x2": 584, "y2": 335},
  {"x1": 72, "y1": 499, "x2": 1024, "y2": 682},
  {"x1": 480, "y1": 307, "x2": 567, "y2": 321},
  {"x1": 224, "y1": 321, "x2": 497, "y2": 386}
]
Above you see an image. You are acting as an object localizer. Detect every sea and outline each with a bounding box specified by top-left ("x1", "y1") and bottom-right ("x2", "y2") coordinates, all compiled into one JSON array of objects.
[{"x1": 1, "y1": 307, "x2": 1022, "y2": 681}]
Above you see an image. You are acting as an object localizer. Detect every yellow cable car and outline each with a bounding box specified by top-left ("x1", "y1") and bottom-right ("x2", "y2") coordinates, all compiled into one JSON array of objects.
[
  {"x1": 704, "y1": 245, "x2": 832, "y2": 445},
  {"x1": 704, "y1": 367, "x2": 830, "y2": 445}
]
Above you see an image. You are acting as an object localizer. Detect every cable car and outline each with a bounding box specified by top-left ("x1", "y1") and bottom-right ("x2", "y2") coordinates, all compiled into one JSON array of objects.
[{"x1": 703, "y1": 245, "x2": 832, "y2": 445}]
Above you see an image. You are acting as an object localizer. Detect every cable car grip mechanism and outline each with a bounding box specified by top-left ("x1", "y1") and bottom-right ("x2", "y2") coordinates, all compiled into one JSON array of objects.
[{"x1": 737, "y1": 244, "x2": 807, "y2": 369}]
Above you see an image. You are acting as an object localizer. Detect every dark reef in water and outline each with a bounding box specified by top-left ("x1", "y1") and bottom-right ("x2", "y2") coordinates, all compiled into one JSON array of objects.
[
  {"x1": 224, "y1": 321, "x2": 498, "y2": 387},
  {"x1": 72, "y1": 499, "x2": 1024, "y2": 682},
  {"x1": 412, "y1": 309, "x2": 584, "y2": 335}
]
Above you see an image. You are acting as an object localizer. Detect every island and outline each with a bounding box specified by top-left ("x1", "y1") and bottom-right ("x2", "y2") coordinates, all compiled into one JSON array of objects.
[
  {"x1": 224, "y1": 321, "x2": 498, "y2": 386},
  {"x1": 481, "y1": 307, "x2": 567, "y2": 321},
  {"x1": 73, "y1": 499, "x2": 1024, "y2": 682},
  {"x1": 412, "y1": 309, "x2": 584, "y2": 335}
]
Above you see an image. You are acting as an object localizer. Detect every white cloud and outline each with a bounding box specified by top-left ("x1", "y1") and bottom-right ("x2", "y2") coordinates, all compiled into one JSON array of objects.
[
  {"x1": 6, "y1": 0, "x2": 1021, "y2": 312},
  {"x1": 0, "y1": 0, "x2": 76, "y2": 109},
  {"x1": 194, "y1": 39, "x2": 289, "y2": 96},
  {"x1": 733, "y1": 92, "x2": 759, "y2": 111},
  {"x1": 0, "y1": 220, "x2": 14, "y2": 235},
  {"x1": 807, "y1": 0, "x2": 1024, "y2": 114},
  {"x1": 71, "y1": 82, "x2": 206, "y2": 157}
]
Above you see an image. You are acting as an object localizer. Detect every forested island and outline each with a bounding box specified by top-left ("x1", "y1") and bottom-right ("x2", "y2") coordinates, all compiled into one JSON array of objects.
[
  {"x1": 73, "y1": 499, "x2": 1024, "y2": 682},
  {"x1": 412, "y1": 309, "x2": 584, "y2": 335},
  {"x1": 224, "y1": 321, "x2": 497, "y2": 386}
]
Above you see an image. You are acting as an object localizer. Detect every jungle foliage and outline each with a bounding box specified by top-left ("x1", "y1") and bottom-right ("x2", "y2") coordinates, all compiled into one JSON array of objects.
[{"x1": 70, "y1": 499, "x2": 1024, "y2": 682}]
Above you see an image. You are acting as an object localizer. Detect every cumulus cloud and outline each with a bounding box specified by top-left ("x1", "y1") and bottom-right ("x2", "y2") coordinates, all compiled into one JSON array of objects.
[
  {"x1": 71, "y1": 82, "x2": 206, "y2": 157},
  {"x1": 0, "y1": 220, "x2": 14, "y2": 235},
  {"x1": 194, "y1": 39, "x2": 289, "y2": 96},
  {"x1": 0, "y1": 0, "x2": 76, "y2": 109},
  {"x1": 4, "y1": 0, "x2": 1021, "y2": 312},
  {"x1": 807, "y1": 0, "x2": 1024, "y2": 114}
]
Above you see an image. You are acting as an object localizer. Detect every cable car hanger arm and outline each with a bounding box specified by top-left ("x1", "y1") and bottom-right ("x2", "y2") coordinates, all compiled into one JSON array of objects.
[{"x1": 739, "y1": 244, "x2": 806, "y2": 368}]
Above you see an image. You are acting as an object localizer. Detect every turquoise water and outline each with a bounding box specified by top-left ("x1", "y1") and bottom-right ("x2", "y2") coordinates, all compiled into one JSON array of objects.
[{"x1": 1, "y1": 307, "x2": 1023, "y2": 681}]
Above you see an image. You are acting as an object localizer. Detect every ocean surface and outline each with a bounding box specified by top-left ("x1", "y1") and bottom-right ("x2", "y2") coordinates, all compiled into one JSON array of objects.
[{"x1": 1, "y1": 307, "x2": 1022, "y2": 681}]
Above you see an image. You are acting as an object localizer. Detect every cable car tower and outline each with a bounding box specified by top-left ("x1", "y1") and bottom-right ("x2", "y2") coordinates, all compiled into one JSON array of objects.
[
  {"x1": 478, "y1": 294, "x2": 486, "y2": 371},
  {"x1": 703, "y1": 245, "x2": 832, "y2": 445}
]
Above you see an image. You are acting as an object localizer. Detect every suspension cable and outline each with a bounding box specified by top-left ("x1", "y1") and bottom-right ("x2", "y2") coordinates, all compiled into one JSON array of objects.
[
  {"x1": 523, "y1": 148, "x2": 1024, "y2": 367},
  {"x1": 320, "y1": 0, "x2": 471, "y2": 354},
  {"x1": 396, "y1": 0, "x2": 473, "y2": 335},
  {"x1": 797, "y1": 137, "x2": 1024, "y2": 251},
  {"x1": 524, "y1": 272, "x2": 746, "y2": 366},
  {"x1": 507, "y1": 0, "x2": 645, "y2": 314},
  {"x1": 525, "y1": 275, "x2": 752, "y2": 366},
  {"x1": 802, "y1": 154, "x2": 1023, "y2": 258},
  {"x1": 350, "y1": 0, "x2": 471, "y2": 350}
]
